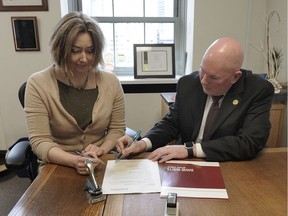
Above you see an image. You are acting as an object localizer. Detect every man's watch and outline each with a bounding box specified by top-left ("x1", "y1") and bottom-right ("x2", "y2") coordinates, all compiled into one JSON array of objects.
[{"x1": 184, "y1": 141, "x2": 195, "y2": 158}]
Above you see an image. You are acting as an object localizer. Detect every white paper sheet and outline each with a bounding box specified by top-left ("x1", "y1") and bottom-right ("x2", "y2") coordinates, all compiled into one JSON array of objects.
[{"x1": 102, "y1": 159, "x2": 161, "y2": 194}]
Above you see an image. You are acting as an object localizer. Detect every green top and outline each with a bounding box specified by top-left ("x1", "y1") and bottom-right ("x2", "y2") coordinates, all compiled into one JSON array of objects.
[{"x1": 58, "y1": 80, "x2": 98, "y2": 130}]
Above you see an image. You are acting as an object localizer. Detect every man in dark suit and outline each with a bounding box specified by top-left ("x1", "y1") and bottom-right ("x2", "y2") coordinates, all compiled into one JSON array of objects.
[{"x1": 117, "y1": 37, "x2": 274, "y2": 162}]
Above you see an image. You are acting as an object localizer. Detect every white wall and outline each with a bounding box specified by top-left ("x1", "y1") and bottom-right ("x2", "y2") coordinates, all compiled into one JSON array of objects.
[
  {"x1": 0, "y1": 0, "x2": 286, "y2": 149},
  {"x1": 0, "y1": 1, "x2": 61, "y2": 149},
  {"x1": 192, "y1": 0, "x2": 251, "y2": 70},
  {"x1": 245, "y1": 0, "x2": 268, "y2": 73},
  {"x1": 125, "y1": 94, "x2": 163, "y2": 135}
]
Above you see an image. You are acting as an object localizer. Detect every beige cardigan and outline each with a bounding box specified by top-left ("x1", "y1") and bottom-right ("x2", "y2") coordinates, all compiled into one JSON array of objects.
[{"x1": 25, "y1": 66, "x2": 125, "y2": 162}]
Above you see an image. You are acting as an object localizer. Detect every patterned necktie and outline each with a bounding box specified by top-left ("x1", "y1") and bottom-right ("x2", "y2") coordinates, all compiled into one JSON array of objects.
[{"x1": 202, "y1": 96, "x2": 223, "y2": 141}]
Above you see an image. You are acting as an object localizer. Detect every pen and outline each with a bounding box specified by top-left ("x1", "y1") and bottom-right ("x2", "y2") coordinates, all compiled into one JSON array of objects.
[{"x1": 115, "y1": 130, "x2": 141, "y2": 163}]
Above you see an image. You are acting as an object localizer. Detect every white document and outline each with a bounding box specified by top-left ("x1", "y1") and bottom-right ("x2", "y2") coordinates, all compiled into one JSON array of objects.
[{"x1": 102, "y1": 159, "x2": 161, "y2": 194}]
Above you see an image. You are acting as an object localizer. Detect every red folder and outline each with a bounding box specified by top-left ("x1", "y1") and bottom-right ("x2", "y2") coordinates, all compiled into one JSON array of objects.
[{"x1": 159, "y1": 161, "x2": 228, "y2": 199}]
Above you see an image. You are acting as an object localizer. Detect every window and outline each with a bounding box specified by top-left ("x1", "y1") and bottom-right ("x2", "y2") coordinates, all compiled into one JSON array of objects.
[{"x1": 69, "y1": 0, "x2": 186, "y2": 76}]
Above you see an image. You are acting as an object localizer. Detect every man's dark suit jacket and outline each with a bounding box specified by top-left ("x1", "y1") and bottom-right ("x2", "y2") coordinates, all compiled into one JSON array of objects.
[{"x1": 145, "y1": 69, "x2": 275, "y2": 161}]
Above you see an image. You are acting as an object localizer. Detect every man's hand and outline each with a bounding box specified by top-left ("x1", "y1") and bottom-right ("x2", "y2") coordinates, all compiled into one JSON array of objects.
[
  {"x1": 148, "y1": 145, "x2": 188, "y2": 163},
  {"x1": 116, "y1": 135, "x2": 147, "y2": 156}
]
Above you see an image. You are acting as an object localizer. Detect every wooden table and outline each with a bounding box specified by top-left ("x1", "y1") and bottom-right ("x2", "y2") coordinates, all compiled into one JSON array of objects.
[{"x1": 9, "y1": 148, "x2": 287, "y2": 216}]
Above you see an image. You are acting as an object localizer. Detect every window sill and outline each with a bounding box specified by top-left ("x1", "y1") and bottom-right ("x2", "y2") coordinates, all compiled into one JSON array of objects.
[
  {"x1": 118, "y1": 75, "x2": 181, "y2": 93},
  {"x1": 118, "y1": 75, "x2": 181, "y2": 85}
]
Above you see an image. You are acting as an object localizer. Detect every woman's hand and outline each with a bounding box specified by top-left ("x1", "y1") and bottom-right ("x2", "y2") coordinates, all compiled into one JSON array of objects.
[
  {"x1": 47, "y1": 146, "x2": 103, "y2": 175},
  {"x1": 74, "y1": 155, "x2": 104, "y2": 175},
  {"x1": 75, "y1": 144, "x2": 105, "y2": 175},
  {"x1": 75, "y1": 156, "x2": 90, "y2": 175},
  {"x1": 82, "y1": 144, "x2": 105, "y2": 157}
]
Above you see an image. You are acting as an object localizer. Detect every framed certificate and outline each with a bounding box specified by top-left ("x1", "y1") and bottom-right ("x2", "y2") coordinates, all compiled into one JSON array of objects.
[
  {"x1": 11, "y1": 16, "x2": 40, "y2": 51},
  {"x1": 0, "y1": 0, "x2": 48, "y2": 11},
  {"x1": 134, "y1": 44, "x2": 175, "y2": 79}
]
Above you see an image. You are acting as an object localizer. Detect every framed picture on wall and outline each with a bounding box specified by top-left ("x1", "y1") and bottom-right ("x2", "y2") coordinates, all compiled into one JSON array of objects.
[
  {"x1": 0, "y1": 0, "x2": 48, "y2": 11},
  {"x1": 11, "y1": 16, "x2": 40, "y2": 51},
  {"x1": 134, "y1": 44, "x2": 175, "y2": 79}
]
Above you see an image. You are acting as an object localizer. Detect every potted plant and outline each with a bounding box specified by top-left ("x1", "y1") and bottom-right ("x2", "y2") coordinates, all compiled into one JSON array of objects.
[
  {"x1": 250, "y1": 10, "x2": 287, "y2": 93},
  {"x1": 265, "y1": 11, "x2": 286, "y2": 93}
]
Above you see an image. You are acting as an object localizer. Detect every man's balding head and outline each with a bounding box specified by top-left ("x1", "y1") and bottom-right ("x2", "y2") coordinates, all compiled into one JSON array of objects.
[
  {"x1": 201, "y1": 37, "x2": 244, "y2": 73},
  {"x1": 199, "y1": 37, "x2": 244, "y2": 96}
]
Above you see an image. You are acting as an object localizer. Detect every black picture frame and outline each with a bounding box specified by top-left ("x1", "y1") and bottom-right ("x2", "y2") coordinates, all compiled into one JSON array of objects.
[
  {"x1": 11, "y1": 16, "x2": 40, "y2": 51},
  {"x1": 0, "y1": 0, "x2": 48, "y2": 11},
  {"x1": 134, "y1": 44, "x2": 175, "y2": 79}
]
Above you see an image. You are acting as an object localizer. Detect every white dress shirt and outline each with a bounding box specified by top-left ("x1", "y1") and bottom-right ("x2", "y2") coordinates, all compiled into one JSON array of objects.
[{"x1": 142, "y1": 95, "x2": 224, "y2": 158}]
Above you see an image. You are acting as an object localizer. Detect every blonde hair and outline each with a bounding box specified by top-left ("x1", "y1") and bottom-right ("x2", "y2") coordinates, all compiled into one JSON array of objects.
[{"x1": 50, "y1": 12, "x2": 105, "y2": 76}]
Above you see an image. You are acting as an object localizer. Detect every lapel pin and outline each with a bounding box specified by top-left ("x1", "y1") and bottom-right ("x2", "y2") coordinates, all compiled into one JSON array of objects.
[{"x1": 233, "y1": 99, "x2": 239, "y2": 105}]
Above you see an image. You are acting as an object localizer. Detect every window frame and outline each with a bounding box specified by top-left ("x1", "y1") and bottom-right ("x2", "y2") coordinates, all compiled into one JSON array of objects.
[{"x1": 68, "y1": 0, "x2": 187, "y2": 77}]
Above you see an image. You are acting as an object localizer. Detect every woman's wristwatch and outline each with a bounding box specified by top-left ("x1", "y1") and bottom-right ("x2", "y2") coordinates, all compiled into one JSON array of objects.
[{"x1": 184, "y1": 141, "x2": 195, "y2": 158}]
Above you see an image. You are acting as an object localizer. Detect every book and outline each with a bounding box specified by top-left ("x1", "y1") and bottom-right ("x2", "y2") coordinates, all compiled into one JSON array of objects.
[{"x1": 159, "y1": 161, "x2": 228, "y2": 199}]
